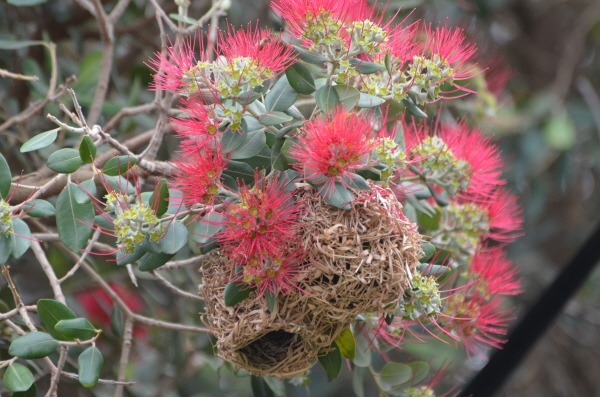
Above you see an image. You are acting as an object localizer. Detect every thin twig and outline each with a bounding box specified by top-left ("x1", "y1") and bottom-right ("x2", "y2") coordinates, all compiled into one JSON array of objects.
[
  {"x1": 0, "y1": 68, "x2": 39, "y2": 81},
  {"x1": 2, "y1": 266, "x2": 37, "y2": 331},
  {"x1": 150, "y1": 270, "x2": 204, "y2": 301},
  {"x1": 31, "y1": 241, "x2": 66, "y2": 304},
  {"x1": 114, "y1": 316, "x2": 134, "y2": 397},
  {"x1": 158, "y1": 254, "x2": 209, "y2": 270},
  {"x1": 46, "y1": 346, "x2": 68, "y2": 397},
  {"x1": 58, "y1": 229, "x2": 102, "y2": 284},
  {"x1": 0, "y1": 306, "x2": 37, "y2": 321}
]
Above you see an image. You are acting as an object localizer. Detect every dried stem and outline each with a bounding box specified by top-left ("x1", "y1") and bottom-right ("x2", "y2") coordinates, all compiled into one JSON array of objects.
[
  {"x1": 114, "y1": 316, "x2": 134, "y2": 397},
  {"x1": 151, "y1": 270, "x2": 204, "y2": 301},
  {"x1": 0, "y1": 68, "x2": 39, "y2": 81},
  {"x1": 31, "y1": 241, "x2": 66, "y2": 304},
  {"x1": 46, "y1": 346, "x2": 68, "y2": 397},
  {"x1": 58, "y1": 229, "x2": 102, "y2": 284},
  {"x1": 2, "y1": 265, "x2": 37, "y2": 331},
  {"x1": 0, "y1": 306, "x2": 37, "y2": 321}
]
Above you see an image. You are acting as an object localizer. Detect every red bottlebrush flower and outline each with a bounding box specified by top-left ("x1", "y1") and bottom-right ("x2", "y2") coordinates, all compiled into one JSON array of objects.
[
  {"x1": 420, "y1": 24, "x2": 477, "y2": 81},
  {"x1": 236, "y1": 244, "x2": 306, "y2": 296},
  {"x1": 217, "y1": 175, "x2": 301, "y2": 263},
  {"x1": 404, "y1": 119, "x2": 505, "y2": 199},
  {"x1": 443, "y1": 293, "x2": 512, "y2": 360},
  {"x1": 76, "y1": 283, "x2": 147, "y2": 339},
  {"x1": 217, "y1": 25, "x2": 297, "y2": 80},
  {"x1": 170, "y1": 97, "x2": 224, "y2": 153},
  {"x1": 290, "y1": 109, "x2": 377, "y2": 195},
  {"x1": 170, "y1": 147, "x2": 229, "y2": 209},
  {"x1": 147, "y1": 37, "x2": 198, "y2": 93},
  {"x1": 467, "y1": 245, "x2": 522, "y2": 296},
  {"x1": 482, "y1": 188, "x2": 523, "y2": 244}
]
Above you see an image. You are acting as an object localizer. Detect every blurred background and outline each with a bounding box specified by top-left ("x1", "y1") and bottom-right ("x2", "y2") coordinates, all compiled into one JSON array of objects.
[{"x1": 1, "y1": 0, "x2": 600, "y2": 395}]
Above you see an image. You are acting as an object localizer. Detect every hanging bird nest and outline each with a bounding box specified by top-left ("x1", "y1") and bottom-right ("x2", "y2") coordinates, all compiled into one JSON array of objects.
[
  {"x1": 294, "y1": 185, "x2": 423, "y2": 321},
  {"x1": 200, "y1": 251, "x2": 350, "y2": 379},
  {"x1": 199, "y1": 185, "x2": 423, "y2": 378}
]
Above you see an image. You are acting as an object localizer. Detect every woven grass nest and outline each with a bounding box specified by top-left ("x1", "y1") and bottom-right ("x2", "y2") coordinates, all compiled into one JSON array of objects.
[{"x1": 200, "y1": 186, "x2": 423, "y2": 378}]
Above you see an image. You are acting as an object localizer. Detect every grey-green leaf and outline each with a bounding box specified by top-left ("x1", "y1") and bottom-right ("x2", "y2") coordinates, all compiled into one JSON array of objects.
[
  {"x1": 22, "y1": 199, "x2": 55, "y2": 217},
  {"x1": 321, "y1": 182, "x2": 355, "y2": 210},
  {"x1": 333, "y1": 84, "x2": 360, "y2": 110},
  {"x1": 47, "y1": 148, "x2": 82, "y2": 174},
  {"x1": 231, "y1": 130, "x2": 266, "y2": 159},
  {"x1": 259, "y1": 111, "x2": 293, "y2": 126},
  {"x1": 37, "y1": 299, "x2": 77, "y2": 340},
  {"x1": 72, "y1": 179, "x2": 96, "y2": 204},
  {"x1": 150, "y1": 179, "x2": 169, "y2": 217},
  {"x1": 0, "y1": 40, "x2": 42, "y2": 50},
  {"x1": 193, "y1": 211, "x2": 224, "y2": 244},
  {"x1": 102, "y1": 155, "x2": 137, "y2": 176},
  {"x1": 9, "y1": 332, "x2": 59, "y2": 359},
  {"x1": 20, "y1": 128, "x2": 59, "y2": 153},
  {"x1": 0, "y1": 153, "x2": 10, "y2": 199},
  {"x1": 315, "y1": 85, "x2": 339, "y2": 113},
  {"x1": 285, "y1": 62, "x2": 316, "y2": 94},
  {"x1": 318, "y1": 342, "x2": 342, "y2": 381},
  {"x1": 138, "y1": 252, "x2": 175, "y2": 271},
  {"x1": 271, "y1": 138, "x2": 288, "y2": 171},
  {"x1": 79, "y1": 135, "x2": 96, "y2": 164},
  {"x1": 223, "y1": 161, "x2": 255, "y2": 184},
  {"x1": 224, "y1": 281, "x2": 256, "y2": 307},
  {"x1": 292, "y1": 46, "x2": 327, "y2": 65},
  {"x1": 349, "y1": 58, "x2": 385, "y2": 74},
  {"x1": 402, "y1": 97, "x2": 427, "y2": 118},
  {"x1": 358, "y1": 93, "x2": 385, "y2": 108},
  {"x1": 160, "y1": 221, "x2": 188, "y2": 255},
  {"x1": 9, "y1": 218, "x2": 31, "y2": 259},
  {"x1": 0, "y1": 234, "x2": 11, "y2": 264},
  {"x1": 55, "y1": 318, "x2": 98, "y2": 340},
  {"x1": 265, "y1": 75, "x2": 299, "y2": 112},
  {"x1": 56, "y1": 183, "x2": 94, "y2": 252},
  {"x1": 78, "y1": 346, "x2": 103, "y2": 387},
  {"x1": 341, "y1": 173, "x2": 371, "y2": 190},
  {"x1": 376, "y1": 362, "x2": 412, "y2": 390},
  {"x1": 11, "y1": 382, "x2": 36, "y2": 397},
  {"x1": 3, "y1": 363, "x2": 34, "y2": 392}
]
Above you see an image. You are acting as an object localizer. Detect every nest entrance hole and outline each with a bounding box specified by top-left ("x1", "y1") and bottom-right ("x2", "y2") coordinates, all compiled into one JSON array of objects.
[{"x1": 236, "y1": 330, "x2": 303, "y2": 366}]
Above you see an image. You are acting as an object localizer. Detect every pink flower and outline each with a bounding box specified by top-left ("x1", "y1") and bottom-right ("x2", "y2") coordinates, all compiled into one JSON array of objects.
[
  {"x1": 147, "y1": 37, "x2": 199, "y2": 93},
  {"x1": 170, "y1": 97, "x2": 224, "y2": 153},
  {"x1": 404, "y1": 119, "x2": 505, "y2": 199},
  {"x1": 217, "y1": 175, "x2": 301, "y2": 263},
  {"x1": 217, "y1": 24, "x2": 296, "y2": 79},
  {"x1": 444, "y1": 292, "x2": 512, "y2": 360},
  {"x1": 467, "y1": 245, "x2": 522, "y2": 296},
  {"x1": 170, "y1": 147, "x2": 229, "y2": 209},
  {"x1": 482, "y1": 188, "x2": 523, "y2": 244},
  {"x1": 290, "y1": 109, "x2": 377, "y2": 195}
]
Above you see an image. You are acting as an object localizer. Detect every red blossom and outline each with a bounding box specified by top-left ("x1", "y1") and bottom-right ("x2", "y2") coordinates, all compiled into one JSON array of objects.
[
  {"x1": 482, "y1": 188, "x2": 523, "y2": 244},
  {"x1": 170, "y1": 97, "x2": 224, "y2": 153},
  {"x1": 468, "y1": 245, "x2": 522, "y2": 296},
  {"x1": 420, "y1": 24, "x2": 477, "y2": 79},
  {"x1": 217, "y1": 175, "x2": 301, "y2": 263},
  {"x1": 170, "y1": 147, "x2": 229, "y2": 209},
  {"x1": 290, "y1": 109, "x2": 377, "y2": 195},
  {"x1": 147, "y1": 37, "x2": 199, "y2": 93}
]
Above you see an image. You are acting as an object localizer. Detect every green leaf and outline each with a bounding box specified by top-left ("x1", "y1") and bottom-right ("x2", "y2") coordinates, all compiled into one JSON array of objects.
[
  {"x1": 223, "y1": 161, "x2": 255, "y2": 184},
  {"x1": 376, "y1": 362, "x2": 412, "y2": 390},
  {"x1": 333, "y1": 84, "x2": 360, "y2": 110},
  {"x1": 416, "y1": 207, "x2": 441, "y2": 232},
  {"x1": 0, "y1": 153, "x2": 11, "y2": 199},
  {"x1": 78, "y1": 346, "x2": 103, "y2": 387},
  {"x1": 251, "y1": 375, "x2": 275, "y2": 397},
  {"x1": 236, "y1": 90, "x2": 262, "y2": 105},
  {"x1": 160, "y1": 221, "x2": 188, "y2": 255},
  {"x1": 231, "y1": 130, "x2": 267, "y2": 159},
  {"x1": 263, "y1": 377, "x2": 286, "y2": 396},
  {"x1": 275, "y1": 120, "x2": 303, "y2": 139},
  {"x1": 47, "y1": 148, "x2": 83, "y2": 174},
  {"x1": 224, "y1": 281, "x2": 256, "y2": 307},
  {"x1": 103, "y1": 175, "x2": 135, "y2": 195},
  {"x1": 320, "y1": 182, "x2": 354, "y2": 210},
  {"x1": 194, "y1": 211, "x2": 224, "y2": 244},
  {"x1": 285, "y1": 62, "x2": 316, "y2": 94},
  {"x1": 335, "y1": 327, "x2": 356, "y2": 360},
  {"x1": 20, "y1": 128, "x2": 59, "y2": 153},
  {"x1": 102, "y1": 155, "x2": 137, "y2": 176},
  {"x1": 37, "y1": 299, "x2": 77, "y2": 340},
  {"x1": 265, "y1": 75, "x2": 299, "y2": 112},
  {"x1": 315, "y1": 85, "x2": 340, "y2": 113},
  {"x1": 55, "y1": 318, "x2": 98, "y2": 340},
  {"x1": 138, "y1": 252, "x2": 175, "y2": 271},
  {"x1": 349, "y1": 58, "x2": 385, "y2": 74},
  {"x1": 292, "y1": 46, "x2": 327, "y2": 65},
  {"x1": 417, "y1": 264, "x2": 451, "y2": 281},
  {"x1": 358, "y1": 93, "x2": 385, "y2": 108},
  {"x1": 79, "y1": 135, "x2": 96, "y2": 164},
  {"x1": 73, "y1": 179, "x2": 96, "y2": 204},
  {"x1": 409, "y1": 362, "x2": 430, "y2": 385},
  {"x1": 9, "y1": 332, "x2": 59, "y2": 359},
  {"x1": 150, "y1": 179, "x2": 169, "y2": 217},
  {"x1": 168, "y1": 13, "x2": 198, "y2": 25},
  {"x1": 56, "y1": 183, "x2": 94, "y2": 252},
  {"x1": 351, "y1": 366, "x2": 365, "y2": 397},
  {"x1": 0, "y1": 234, "x2": 12, "y2": 264},
  {"x1": 318, "y1": 342, "x2": 342, "y2": 381},
  {"x1": 11, "y1": 382, "x2": 36, "y2": 397},
  {"x1": 3, "y1": 364, "x2": 34, "y2": 393},
  {"x1": 9, "y1": 218, "x2": 31, "y2": 259},
  {"x1": 116, "y1": 243, "x2": 147, "y2": 266},
  {"x1": 0, "y1": 40, "x2": 42, "y2": 50},
  {"x1": 259, "y1": 111, "x2": 293, "y2": 126},
  {"x1": 419, "y1": 242, "x2": 436, "y2": 263},
  {"x1": 222, "y1": 129, "x2": 247, "y2": 153},
  {"x1": 22, "y1": 199, "x2": 55, "y2": 217},
  {"x1": 265, "y1": 289, "x2": 277, "y2": 312},
  {"x1": 271, "y1": 138, "x2": 288, "y2": 171},
  {"x1": 110, "y1": 305, "x2": 124, "y2": 338},
  {"x1": 239, "y1": 146, "x2": 271, "y2": 170},
  {"x1": 402, "y1": 97, "x2": 427, "y2": 118},
  {"x1": 341, "y1": 173, "x2": 371, "y2": 190},
  {"x1": 353, "y1": 332, "x2": 371, "y2": 367}
]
